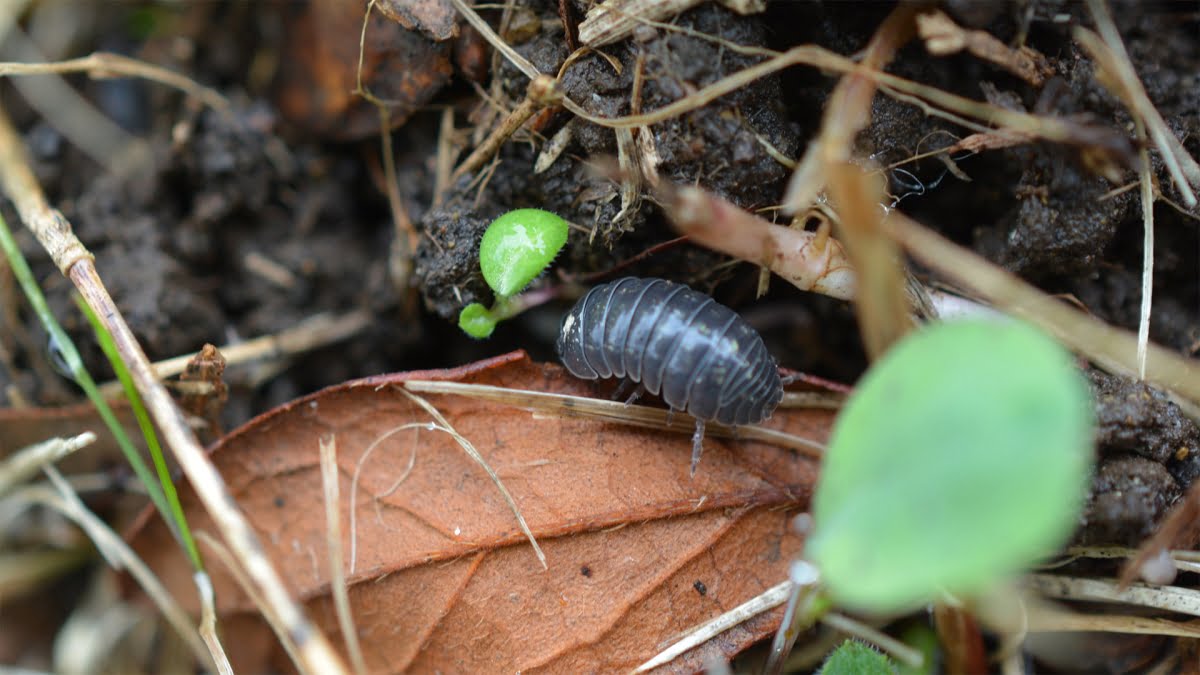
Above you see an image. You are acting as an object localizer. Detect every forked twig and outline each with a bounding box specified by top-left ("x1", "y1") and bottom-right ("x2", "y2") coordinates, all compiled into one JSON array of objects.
[
  {"x1": 450, "y1": 74, "x2": 561, "y2": 184},
  {"x1": 97, "y1": 310, "x2": 372, "y2": 398}
]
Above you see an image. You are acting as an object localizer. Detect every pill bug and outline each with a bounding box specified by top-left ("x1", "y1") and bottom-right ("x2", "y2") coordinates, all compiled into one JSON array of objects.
[{"x1": 556, "y1": 277, "x2": 783, "y2": 474}]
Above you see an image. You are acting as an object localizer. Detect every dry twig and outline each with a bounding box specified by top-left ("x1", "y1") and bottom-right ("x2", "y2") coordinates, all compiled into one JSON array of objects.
[
  {"x1": 825, "y1": 162, "x2": 913, "y2": 359},
  {"x1": 0, "y1": 106, "x2": 347, "y2": 674},
  {"x1": 1078, "y1": 0, "x2": 1200, "y2": 207},
  {"x1": 96, "y1": 310, "x2": 372, "y2": 399},
  {"x1": 0, "y1": 51, "x2": 229, "y2": 113},
  {"x1": 320, "y1": 436, "x2": 368, "y2": 675},
  {"x1": 450, "y1": 74, "x2": 561, "y2": 184},
  {"x1": 403, "y1": 379, "x2": 825, "y2": 457},
  {"x1": 881, "y1": 210, "x2": 1200, "y2": 405},
  {"x1": 917, "y1": 10, "x2": 1052, "y2": 86}
]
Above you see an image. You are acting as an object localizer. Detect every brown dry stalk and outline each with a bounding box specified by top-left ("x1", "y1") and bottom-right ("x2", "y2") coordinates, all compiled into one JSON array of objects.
[
  {"x1": 356, "y1": 0, "x2": 419, "y2": 309},
  {"x1": 825, "y1": 162, "x2": 913, "y2": 359},
  {"x1": 194, "y1": 531, "x2": 305, "y2": 669},
  {"x1": 0, "y1": 108, "x2": 348, "y2": 675},
  {"x1": 403, "y1": 379, "x2": 826, "y2": 458},
  {"x1": 881, "y1": 210, "x2": 1200, "y2": 405},
  {"x1": 320, "y1": 436, "x2": 368, "y2": 675},
  {"x1": 916, "y1": 9, "x2": 1052, "y2": 86},
  {"x1": 1080, "y1": 0, "x2": 1200, "y2": 206},
  {"x1": 96, "y1": 310, "x2": 372, "y2": 399},
  {"x1": 450, "y1": 75, "x2": 560, "y2": 184},
  {"x1": 664, "y1": 185, "x2": 855, "y2": 301},
  {"x1": 0, "y1": 51, "x2": 230, "y2": 113}
]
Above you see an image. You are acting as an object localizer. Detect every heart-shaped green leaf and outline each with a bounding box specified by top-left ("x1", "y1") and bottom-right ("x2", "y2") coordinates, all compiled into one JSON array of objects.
[
  {"x1": 806, "y1": 319, "x2": 1094, "y2": 613},
  {"x1": 479, "y1": 208, "x2": 568, "y2": 297}
]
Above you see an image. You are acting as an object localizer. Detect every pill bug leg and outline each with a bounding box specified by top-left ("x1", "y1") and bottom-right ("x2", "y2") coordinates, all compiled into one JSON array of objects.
[
  {"x1": 611, "y1": 378, "x2": 636, "y2": 401},
  {"x1": 609, "y1": 380, "x2": 646, "y2": 405},
  {"x1": 689, "y1": 419, "x2": 706, "y2": 477}
]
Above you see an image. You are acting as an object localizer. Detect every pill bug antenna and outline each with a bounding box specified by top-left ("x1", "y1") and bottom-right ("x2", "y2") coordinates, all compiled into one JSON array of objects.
[{"x1": 690, "y1": 419, "x2": 706, "y2": 477}]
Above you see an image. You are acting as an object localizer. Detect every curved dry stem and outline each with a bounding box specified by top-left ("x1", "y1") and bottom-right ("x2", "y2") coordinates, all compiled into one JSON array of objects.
[
  {"x1": 883, "y1": 210, "x2": 1200, "y2": 405},
  {"x1": 349, "y1": 422, "x2": 432, "y2": 574},
  {"x1": 0, "y1": 51, "x2": 230, "y2": 113},
  {"x1": 400, "y1": 388, "x2": 548, "y2": 569},
  {"x1": 402, "y1": 379, "x2": 826, "y2": 458},
  {"x1": 319, "y1": 436, "x2": 368, "y2": 675}
]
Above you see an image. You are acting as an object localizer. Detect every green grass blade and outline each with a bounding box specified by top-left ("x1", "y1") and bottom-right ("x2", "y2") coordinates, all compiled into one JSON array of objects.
[
  {"x1": 0, "y1": 212, "x2": 186, "y2": 561},
  {"x1": 75, "y1": 295, "x2": 203, "y2": 571}
]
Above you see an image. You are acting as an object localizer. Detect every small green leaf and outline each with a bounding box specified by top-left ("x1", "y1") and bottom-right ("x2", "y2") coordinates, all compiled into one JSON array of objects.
[
  {"x1": 820, "y1": 640, "x2": 896, "y2": 675},
  {"x1": 806, "y1": 319, "x2": 1094, "y2": 613},
  {"x1": 479, "y1": 208, "x2": 568, "y2": 297},
  {"x1": 458, "y1": 303, "x2": 498, "y2": 339}
]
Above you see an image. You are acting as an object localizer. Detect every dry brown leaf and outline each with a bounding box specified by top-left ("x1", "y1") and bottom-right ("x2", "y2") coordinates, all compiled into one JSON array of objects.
[
  {"x1": 0, "y1": 402, "x2": 138, "y2": 473},
  {"x1": 128, "y1": 352, "x2": 830, "y2": 672}
]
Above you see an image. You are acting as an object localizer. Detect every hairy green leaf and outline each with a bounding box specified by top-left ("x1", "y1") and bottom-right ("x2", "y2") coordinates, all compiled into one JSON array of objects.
[
  {"x1": 820, "y1": 640, "x2": 896, "y2": 675},
  {"x1": 479, "y1": 208, "x2": 568, "y2": 297}
]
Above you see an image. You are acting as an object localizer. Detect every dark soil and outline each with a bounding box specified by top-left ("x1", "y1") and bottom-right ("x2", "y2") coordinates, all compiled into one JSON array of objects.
[{"x1": 2, "y1": 0, "x2": 1200, "y2": 668}]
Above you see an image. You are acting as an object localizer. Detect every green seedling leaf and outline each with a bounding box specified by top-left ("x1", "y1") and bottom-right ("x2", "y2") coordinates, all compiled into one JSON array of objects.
[
  {"x1": 820, "y1": 640, "x2": 896, "y2": 675},
  {"x1": 479, "y1": 208, "x2": 568, "y2": 297},
  {"x1": 459, "y1": 302, "x2": 498, "y2": 339},
  {"x1": 806, "y1": 319, "x2": 1094, "y2": 613}
]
